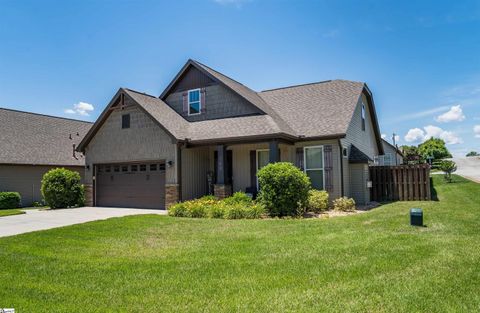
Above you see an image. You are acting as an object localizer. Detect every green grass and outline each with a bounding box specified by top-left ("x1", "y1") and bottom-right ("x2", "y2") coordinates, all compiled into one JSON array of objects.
[
  {"x1": 0, "y1": 175, "x2": 479, "y2": 312},
  {"x1": 0, "y1": 209, "x2": 25, "y2": 217}
]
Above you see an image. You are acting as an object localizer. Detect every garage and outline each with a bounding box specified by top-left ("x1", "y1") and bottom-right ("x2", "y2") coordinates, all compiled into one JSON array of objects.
[{"x1": 95, "y1": 162, "x2": 166, "y2": 209}]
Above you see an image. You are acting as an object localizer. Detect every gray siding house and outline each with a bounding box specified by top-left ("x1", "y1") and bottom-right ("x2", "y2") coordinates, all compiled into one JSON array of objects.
[
  {"x1": 78, "y1": 59, "x2": 385, "y2": 209},
  {"x1": 0, "y1": 108, "x2": 92, "y2": 206}
]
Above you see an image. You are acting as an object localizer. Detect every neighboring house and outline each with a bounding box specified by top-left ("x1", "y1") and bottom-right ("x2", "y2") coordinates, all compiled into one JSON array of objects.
[
  {"x1": 78, "y1": 59, "x2": 386, "y2": 209},
  {"x1": 375, "y1": 139, "x2": 404, "y2": 166},
  {"x1": 0, "y1": 108, "x2": 92, "y2": 206}
]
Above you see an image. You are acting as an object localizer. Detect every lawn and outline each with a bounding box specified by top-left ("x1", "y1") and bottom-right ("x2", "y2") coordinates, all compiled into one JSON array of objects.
[
  {"x1": 0, "y1": 175, "x2": 479, "y2": 312},
  {"x1": 0, "y1": 209, "x2": 25, "y2": 217}
]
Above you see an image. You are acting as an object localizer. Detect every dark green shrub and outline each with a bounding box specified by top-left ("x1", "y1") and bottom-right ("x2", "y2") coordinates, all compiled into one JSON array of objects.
[
  {"x1": 333, "y1": 197, "x2": 356, "y2": 212},
  {"x1": 41, "y1": 168, "x2": 85, "y2": 209},
  {"x1": 307, "y1": 190, "x2": 329, "y2": 213},
  {"x1": 0, "y1": 192, "x2": 21, "y2": 209},
  {"x1": 223, "y1": 191, "x2": 253, "y2": 206},
  {"x1": 257, "y1": 162, "x2": 311, "y2": 217}
]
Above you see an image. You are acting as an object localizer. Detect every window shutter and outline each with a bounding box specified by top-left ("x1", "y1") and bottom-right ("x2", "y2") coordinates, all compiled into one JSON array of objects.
[
  {"x1": 250, "y1": 150, "x2": 256, "y2": 190},
  {"x1": 295, "y1": 147, "x2": 304, "y2": 171},
  {"x1": 200, "y1": 88, "x2": 206, "y2": 114},
  {"x1": 182, "y1": 92, "x2": 188, "y2": 114},
  {"x1": 324, "y1": 145, "x2": 334, "y2": 192}
]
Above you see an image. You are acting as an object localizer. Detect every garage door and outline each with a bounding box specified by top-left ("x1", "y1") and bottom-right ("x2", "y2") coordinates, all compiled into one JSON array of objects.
[{"x1": 96, "y1": 162, "x2": 165, "y2": 209}]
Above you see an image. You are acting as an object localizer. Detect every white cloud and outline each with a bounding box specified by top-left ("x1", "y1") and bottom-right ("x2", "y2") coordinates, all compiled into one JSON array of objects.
[
  {"x1": 381, "y1": 134, "x2": 386, "y2": 139},
  {"x1": 396, "y1": 105, "x2": 450, "y2": 121},
  {"x1": 404, "y1": 125, "x2": 462, "y2": 145},
  {"x1": 64, "y1": 102, "x2": 94, "y2": 116},
  {"x1": 405, "y1": 128, "x2": 425, "y2": 143},
  {"x1": 474, "y1": 125, "x2": 480, "y2": 138},
  {"x1": 394, "y1": 135, "x2": 400, "y2": 143},
  {"x1": 435, "y1": 105, "x2": 466, "y2": 122}
]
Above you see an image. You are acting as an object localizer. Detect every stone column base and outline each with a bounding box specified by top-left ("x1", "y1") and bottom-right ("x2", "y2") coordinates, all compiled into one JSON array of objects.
[
  {"x1": 84, "y1": 184, "x2": 93, "y2": 207},
  {"x1": 214, "y1": 184, "x2": 232, "y2": 199},
  {"x1": 165, "y1": 184, "x2": 180, "y2": 209}
]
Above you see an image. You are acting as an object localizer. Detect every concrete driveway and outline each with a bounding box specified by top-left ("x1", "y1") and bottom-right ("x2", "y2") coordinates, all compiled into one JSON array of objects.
[
  {"x1": 452, "y1": 157, "x2": 480, "y2": 183},
  {"x1": 0, "y1": 207, "x2": 167, "y2": 238}
]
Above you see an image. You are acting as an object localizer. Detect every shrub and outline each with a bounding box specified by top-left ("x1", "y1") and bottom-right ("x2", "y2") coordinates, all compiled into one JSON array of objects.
[
  {"x1": 333, "y1": 197, "x2": 356, "y2": 212},
  {"x1": 41, "y1": 168, "x2": 85, "y2": 209},
  {"x1": 223, "y1": 203, "x2": 246, "y2": 219},
  {"x1": 207, "y1": 203, "x2": 226, "y2": 218},
  {"x1": 242, "y1": 203, "x2": 266, "y2": 219},
  {"x1": 0, "y1": 192, "x2": 21, "y2": 209},
  {"x1": 223, "y1": 191, "x2": 253, "y2": 206},
  {"x1": 257, "y1": 162, "x2": 311, "y2": 217},
  {"x1": 307, "y1": 190, "x2": 329, "y2": 213},
  {"x1": 168, "y1": 202, "x2": 188, "y2": 217},
  {"x1": 439, "y1": 160, "x2": 457, "y2": 182},
  {"x1": 31, "y1": 201, "x2": 45, "y2": 207}
]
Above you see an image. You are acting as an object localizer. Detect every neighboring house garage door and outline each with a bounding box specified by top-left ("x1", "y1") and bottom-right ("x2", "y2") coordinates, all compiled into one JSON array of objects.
[{"x1": 96, "y1": 162, "x2": 165, "y2": 209}]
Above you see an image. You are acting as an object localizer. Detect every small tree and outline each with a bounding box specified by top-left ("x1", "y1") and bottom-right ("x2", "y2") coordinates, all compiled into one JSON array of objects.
[
  {"x1": 439, "y1": 160, "x2": 457, "y2": 183},
  {"x1": 257, "y1": 162, "x2": 311, "y2": 217},
  {"x1": 41, "y1": 168, "x2": 85, "y2": 209},
  {"x1": 466, "y1": 151, "x2": 479, "y2": 157}
]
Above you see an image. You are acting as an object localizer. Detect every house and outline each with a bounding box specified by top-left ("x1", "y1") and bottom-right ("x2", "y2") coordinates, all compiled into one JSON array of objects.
[
  {"x1": 374, "y1": 139, "x2": 404, "y2": 166},
  {"x1": 77, "y1": 59, "x2": 385, "y2": 209},
  {"x1": 0, "y1": 108, "x2": 92, "y2": 206}
]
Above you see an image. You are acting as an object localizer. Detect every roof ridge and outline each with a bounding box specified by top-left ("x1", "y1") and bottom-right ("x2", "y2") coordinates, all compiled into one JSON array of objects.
[
  {"x1": 260, "y1": 80, "x2": 334, "y2": 92},
  {"x1": 123, "y1": 88, "x2": 157, "y2": 98},
  {"x1": 0, "y1": 107, "x2": 93, "y2": 124}
]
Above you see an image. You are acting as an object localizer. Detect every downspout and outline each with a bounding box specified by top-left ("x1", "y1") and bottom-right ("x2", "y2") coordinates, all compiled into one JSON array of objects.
[{"x1": 338, "y1": 139, "x2": 345, "y2": 197}]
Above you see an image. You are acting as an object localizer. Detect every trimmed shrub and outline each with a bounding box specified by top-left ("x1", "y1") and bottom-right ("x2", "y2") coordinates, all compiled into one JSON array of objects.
[
  {"x1": 0, "y1": 192, "x2": 21, "y2": 209},
  {"x1": 223, "y1": 191, "x2": 253, "y2": 206},
  {"x1": 333, "y1": 197, "x2": 356, "y2": 212},
  {"x1": 257, "y1": 162, "x2": 311, "y2": 217},
  {"x1": 41, "y1": 168, "x2": 85, "y2": 209},
  {"x1": 307, "y1": 190, "x2": 329, "y2": 213}
]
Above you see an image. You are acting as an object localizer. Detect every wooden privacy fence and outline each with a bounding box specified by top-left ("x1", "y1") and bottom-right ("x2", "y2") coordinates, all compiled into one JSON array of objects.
[{"x1": 370, "y1": 164, "x2": 431, "y2": 201}]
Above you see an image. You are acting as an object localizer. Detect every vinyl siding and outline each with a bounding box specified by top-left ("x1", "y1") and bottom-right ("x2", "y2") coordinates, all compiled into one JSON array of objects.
[
  {"x1": 349, "y1": 163, "x2": 369, "y2": 205},
  {"x1": 84, "y1": 104, "x2": 177, "y2": 185},
  {"x1": 165, "y1": 84, "x2": 262, "y2": 122},
  {"x1": 382, "y1": 141, "x2": 403, "y2": 165},
  {"x1": 181, "y1": 146, "x2": 210, "y2": 200},
  {"x1": 0, "y1": 164, "x2": 84, "y2": 207}
]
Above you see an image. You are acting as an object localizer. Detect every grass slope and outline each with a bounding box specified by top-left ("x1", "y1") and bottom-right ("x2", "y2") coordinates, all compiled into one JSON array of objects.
[
  {"x1": 0, "y1": 209, "x2": 25, "y2": 217},
  {"x1": 0, "y1": 175, "x2": 479, "y2": 312}
]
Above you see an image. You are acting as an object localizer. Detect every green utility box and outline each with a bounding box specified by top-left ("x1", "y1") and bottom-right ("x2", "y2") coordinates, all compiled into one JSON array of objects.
[{"x1": 410, "y1": 208, "x2": 423, "y2": 226}]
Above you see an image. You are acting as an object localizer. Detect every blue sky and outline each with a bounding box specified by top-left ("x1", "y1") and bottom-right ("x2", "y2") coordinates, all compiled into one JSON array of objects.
[{"x1": 1, "y1": 0, "x2": 479, "y2": 156}]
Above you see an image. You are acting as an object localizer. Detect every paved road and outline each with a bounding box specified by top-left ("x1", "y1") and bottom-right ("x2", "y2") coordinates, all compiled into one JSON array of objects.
[
  {"x1": 0, "y1": 207, "x2": 167, "y2": 238},
  {"x1": 452, "y1": 157, "x2": 480, "y2": 183}
]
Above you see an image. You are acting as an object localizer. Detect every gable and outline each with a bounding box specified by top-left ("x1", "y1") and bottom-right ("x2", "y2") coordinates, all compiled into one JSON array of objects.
[{"x1": 169, "y1": 66, "x2": 216, "y2": 93}]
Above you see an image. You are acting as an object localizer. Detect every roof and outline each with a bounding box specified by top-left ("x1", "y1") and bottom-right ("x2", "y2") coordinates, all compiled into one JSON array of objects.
[
  {"x1": 349, "y1": 144, "x2": 373, "y2": 163},
  {"x1": 0, "y1": 108, "x2": 92, "y2": 166},
  {"x1": 78, "y1": 59, "x2": 384, "y2": 152}
]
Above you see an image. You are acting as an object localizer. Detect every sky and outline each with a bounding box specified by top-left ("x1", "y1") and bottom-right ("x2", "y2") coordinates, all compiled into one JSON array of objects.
[{"x1": 0, "y1": 0, "x2": 479, "y2": 156}]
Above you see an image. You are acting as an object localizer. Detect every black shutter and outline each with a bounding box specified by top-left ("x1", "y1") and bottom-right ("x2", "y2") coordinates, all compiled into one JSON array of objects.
[
  {"x1": 250, "y1": 150, "x2": 256, "y2": 190},
  {"x1": 200, "y1": 88, "x2": 206, "y2": 114},
  {"x1": 295, "y1": 147, "x2": 304, "y2": 170},
  {"x1": 324, "y1": 145, "x2": 334, "y2": 192}
]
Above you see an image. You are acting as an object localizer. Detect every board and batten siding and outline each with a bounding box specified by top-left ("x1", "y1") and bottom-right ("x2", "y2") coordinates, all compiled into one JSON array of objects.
[
  {"x1": 165, "y1": 84, "x2": 262, "y2": 122},
  {"x1": 181, "y1": 146, "x2": 210, "y2": 200},
  {"x1": 340, "y1": 92, "x2": 379, "y2": 200},
  {"x1": 84, "y1": 104, "x2": 177, "y2": 185},
  {"x1": 0, "y1": 164, "x2": 85, "y2": 207}
]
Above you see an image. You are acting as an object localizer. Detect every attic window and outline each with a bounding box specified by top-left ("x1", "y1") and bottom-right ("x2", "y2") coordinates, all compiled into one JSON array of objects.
[
  {"x1": 122, "y1": 114, "x2": 130, "y2": 129},
  {"x1": 188, "y1": 89, "x2": 201, "y2": 115},
  {"x1": 361, "y1": 103, "x2": 366, "y2": 131}
]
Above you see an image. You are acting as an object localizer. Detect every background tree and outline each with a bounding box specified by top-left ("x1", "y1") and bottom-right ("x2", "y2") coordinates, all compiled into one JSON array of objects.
[
  {"x1": 418, "y1": 138, "x2": 452, "y2": 161},
  {"x1": 401, "y1": 145, "x2": 422, "y2": 164},
  {"x1": 466, "y1": 151, "x2": 479, "y2": 157}
]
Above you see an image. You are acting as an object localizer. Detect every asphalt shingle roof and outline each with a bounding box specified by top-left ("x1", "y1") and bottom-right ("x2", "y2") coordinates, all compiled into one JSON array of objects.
[{"x1": 0, "y1": 108, "x2": 92, "y2": 166}]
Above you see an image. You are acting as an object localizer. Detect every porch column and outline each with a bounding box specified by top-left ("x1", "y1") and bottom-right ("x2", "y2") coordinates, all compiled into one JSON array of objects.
[
  {"x1": 269, "y1": 140, "x2": 280, "y2": 163},
  {"x1": 214, "y1": 144, "x2": 232, "y2": 199}
]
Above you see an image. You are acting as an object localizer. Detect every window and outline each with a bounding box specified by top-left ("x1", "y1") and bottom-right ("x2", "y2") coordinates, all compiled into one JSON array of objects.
[
  {"x1": 105, "y1": 166, "x2": 111, "y2": 173},
  {"x1": 113, "y1": 165, "x2": 120, "y2": 172},
  {"x1": 122, "y1": 114, "x2": 130, "y2": 129},
  {"x1": 121, "y1": 165, "x2": 128, "y2": 172},
  {"x1": 256, "y1": 150, "x2": 270, "y2": 189},
  {"x1": 361, "y1": 103, "x2": 366, "y2": 131},
  {"x1": 343, "y1": 147, "x2": 348, "y2": 158},
  {"x1": 188, "y1": 89, "x2": 201, "y2": 115},
  {"x1": 150, "y1": 164, "x2": 157, "y2": 171},
  {"x1": 131, "y1": 165, "x2": 138, "y2": 172},
  {"x1": 159, "y1": 163, "x2": 166, "y2": 171},
  {"x1": 304, "y1": 146, "x2": 324, "y2": 190},
  {"x1": 140, "y1": 164, "x2": 147, "y2": 171}
]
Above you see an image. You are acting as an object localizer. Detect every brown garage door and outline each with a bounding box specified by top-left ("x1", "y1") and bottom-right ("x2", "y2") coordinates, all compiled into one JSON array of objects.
[{"x1": 96, "y1": 162, "x2": 165, "y2": 209}]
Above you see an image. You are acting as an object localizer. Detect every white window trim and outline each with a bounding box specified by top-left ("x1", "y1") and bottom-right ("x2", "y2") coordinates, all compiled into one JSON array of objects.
[
  {"x1": 188, "y1": 88, "x2": 201, "y2": 116},
  {"x1": 303, "y1": 145, "x2": 325, "y2": 190},
  {"x1": 256, "y1": 149, "x2": 269, "y2": 189}
]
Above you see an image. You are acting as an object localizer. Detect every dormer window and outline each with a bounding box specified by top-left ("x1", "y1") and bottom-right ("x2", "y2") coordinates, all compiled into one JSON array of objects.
[
  {"x1": 361, "y1": 103, "x2": 366, "y2": 131},
  {"x1": 188, "y1": 89, "x2": 201, "y2": 115}
]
